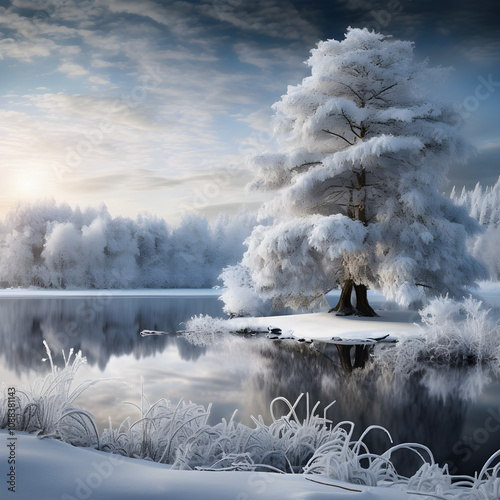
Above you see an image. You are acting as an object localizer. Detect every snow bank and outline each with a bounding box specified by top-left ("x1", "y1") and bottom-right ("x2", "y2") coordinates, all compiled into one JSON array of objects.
[
  {"x1": 184, "y1": 282, "x2": 500, "y2": 346},
  {"x1": 0, "y1": 430, "x2": 412, "y2": 500},
  {"x1": 182, "y1": 309, "x2": 420, "y2": 344},
  {"x1": 234, "y1": 309, "x2": 420, "y2": 341}
]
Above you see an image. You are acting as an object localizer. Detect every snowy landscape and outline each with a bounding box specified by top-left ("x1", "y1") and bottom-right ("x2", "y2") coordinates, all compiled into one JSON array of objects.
[{"x1": 1, "y1": 1, "x2": 500, "y2": 500}]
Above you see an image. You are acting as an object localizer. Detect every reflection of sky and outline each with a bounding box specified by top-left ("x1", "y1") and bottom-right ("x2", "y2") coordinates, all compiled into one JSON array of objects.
[
  {"x1": 2, "y1": 293, "x2": 500, "y2": 476},
  {"x1": 76, "y1": 340, "x2": 252, "y2": 429}
]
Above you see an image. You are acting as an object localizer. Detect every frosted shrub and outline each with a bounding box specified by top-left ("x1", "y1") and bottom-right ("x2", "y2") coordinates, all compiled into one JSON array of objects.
[
  {"x1": 416, "y1": 296, "x2": 499, "y2": 365},
  {"x1": 218, "y1": 264, "x2": 273, "y2": 317},
  {"x1": 383, "y1": 296, "x2": 500, "y2": 372},
  {"x1": 180, "y1": 315, "x2": 235, "y2": 346},
  {"x1": 101, "y1": 397, "x2": 212, "y2": 464}
]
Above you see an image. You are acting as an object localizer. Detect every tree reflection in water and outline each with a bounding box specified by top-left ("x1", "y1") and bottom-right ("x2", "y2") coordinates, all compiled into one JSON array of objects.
[{"x1": 0, "y1": 295, "x2": 217, "y2": 375}]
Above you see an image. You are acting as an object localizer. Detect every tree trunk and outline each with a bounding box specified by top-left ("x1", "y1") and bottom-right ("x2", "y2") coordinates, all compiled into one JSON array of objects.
[
  {"x1": 330, "y1": 280, "x2": 378, "y2": 317},
  {"x1": 335, "y1": 344, "x2": 353, "y2": 372},
  {"x1": 330, "y1": 279, "x2": 354, "y2": 316},
  {"x1": 335, "y1": 343, "x2": 370, "y2": 372},
  {"x1": 353, "y1": 284, "x2": 378, "y2": 317},
  {"x1": 354, "y1": 344, "x2": 370, "y2": 368}
]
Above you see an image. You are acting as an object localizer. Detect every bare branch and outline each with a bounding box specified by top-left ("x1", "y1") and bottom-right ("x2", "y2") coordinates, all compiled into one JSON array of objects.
[
  {"x1": 322, "y1": 129, "x2": 354, "y2": 146},
  {"x1": 340, "y1": 109, "x2": 363, "y2": 139},
  {"x1": 367, "y1": 83, "x2": 398, "y2": 102},
  {"x1": 415, "y1": 282, "x2": 434, "y2": 289},
  {"x1": 331, "y1": 80, "x2": 365, "y2": 104}
]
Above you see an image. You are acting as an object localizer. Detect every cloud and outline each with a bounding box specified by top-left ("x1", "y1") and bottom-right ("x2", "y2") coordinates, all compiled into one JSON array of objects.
[
  {"x1": 88, "y1": 75, "x2": 111, "y2": 85},
  {"x1": 0, "y1": 0, "x2": 495, "y2": 223},
  {"x1": 201, "y1": 0, "x2": 319, "y2": 42},
  {"x1": 478, "y1": 141, "x2": 500, "y2": 152},
  {"x1": 0, "y1": 37, "x2": 54, "y2": 61},
  {"x1": 57, "y1": 62, "x2": 89, "y2": 77},
  {"x1": 128, "y1": 166, "x2": 254, "y2": 192},
  {"x1": 233, "y1": 41, "x2": 305, "y2": 70},
  {"x1": 61, "y1": 173, "x2": 129, "y2": 194},
  {"x1": 238, "y1": 107, "x2": 273, "y2": 131},
  {"x1": 460, "y1": 39, "x2": 500, "y2": 65},
  {"x1": 91, "y1": 57, "x2": 116, "y2": 68},
  {"x1": 27, "y1": 93, "x2": 170, "y2": 131},
  {"x1": 95, "y1": 0, "x2": 203, "y2": 38}
]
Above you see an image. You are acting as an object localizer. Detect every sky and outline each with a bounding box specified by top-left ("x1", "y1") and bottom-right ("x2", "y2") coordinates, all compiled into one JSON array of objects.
[{"x1": 0, "y1": 0, "x2": 498, "y2": 224}]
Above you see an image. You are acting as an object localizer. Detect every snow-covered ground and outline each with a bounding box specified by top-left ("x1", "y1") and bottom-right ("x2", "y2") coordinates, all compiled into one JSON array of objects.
[
  {"x1": 183, "y1": 282, "x2": 500, "y2": 344},
  {"x1": 0, "y1": 430, "x2": 424, "y2": 500},
  {"x1": 227, "y1": 309, "x2": 420, "y2": 342}
]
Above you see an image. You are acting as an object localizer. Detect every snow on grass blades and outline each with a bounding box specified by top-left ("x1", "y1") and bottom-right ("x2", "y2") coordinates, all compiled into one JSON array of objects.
[
  {"x1": 2, "y1": 345, "x2": 500, "y2": 499},
  {"x1": 0, "y1": 341, "x2": 99, "y2": 447}
]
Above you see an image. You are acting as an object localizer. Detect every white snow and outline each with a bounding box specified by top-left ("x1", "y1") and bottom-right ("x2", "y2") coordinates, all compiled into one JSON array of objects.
[
  {"x1": 227, "y1": 309, "x2": 420, "y2": 342},
  {"x1": 186, "y1": 282, "x2": 500, "y2": 345},
  {"x1": 224, "y1": 281, "x2": 500, "y2": 342},
  {"x1": 0, "y1": 430, "x2": 420, "y2": 500}
]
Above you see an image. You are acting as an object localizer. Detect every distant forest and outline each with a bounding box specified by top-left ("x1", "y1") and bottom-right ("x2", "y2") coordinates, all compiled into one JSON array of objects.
[
  {"x1": 451, "y1": 176, "x2": 500, "y2": 280},
  {"x1": 0, "y1": 200, "x2": 257, "y2": 289},
  {"x1": 0, "y1": 177, "x2": 498, "y2": 289}
]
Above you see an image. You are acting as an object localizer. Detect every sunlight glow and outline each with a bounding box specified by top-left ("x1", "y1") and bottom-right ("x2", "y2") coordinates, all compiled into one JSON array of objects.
[{"x1": 12, "y1": 170, "x2": 49, "y2": 198}]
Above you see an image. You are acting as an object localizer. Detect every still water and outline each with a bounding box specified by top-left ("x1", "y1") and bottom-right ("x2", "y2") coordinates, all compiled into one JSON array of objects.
[{"x1": 1, "y1": 290, "x2": 499, "y2": 477}]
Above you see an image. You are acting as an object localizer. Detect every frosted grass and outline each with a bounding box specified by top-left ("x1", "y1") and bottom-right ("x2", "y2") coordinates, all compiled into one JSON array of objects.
[
  {"x1": 2, "y1": 346, "x2": 500, "y2": 498},
  {"x1": 0, "y1": 341, "x2": 99, "y2": 447}
]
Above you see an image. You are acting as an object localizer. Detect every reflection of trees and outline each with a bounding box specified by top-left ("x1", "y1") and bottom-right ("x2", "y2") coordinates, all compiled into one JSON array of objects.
[
  {"x1": 0, "y1": 295, "x2": 222, "y2": 375},
  {"x1": 238, "y1": 339, "x2": 472, "y2": 477}
]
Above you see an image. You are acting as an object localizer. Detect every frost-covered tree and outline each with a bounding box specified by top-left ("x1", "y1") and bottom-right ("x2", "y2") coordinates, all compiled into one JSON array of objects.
[
  {"x1": 451, "y1": 177, "x2": 500, "y2": 227},
  {"x1": 241, "y1": 28, "x2": 487, "y2": 315},
  {"x1": 452, "y1": 177, "x2": 500, "y2": 279}
]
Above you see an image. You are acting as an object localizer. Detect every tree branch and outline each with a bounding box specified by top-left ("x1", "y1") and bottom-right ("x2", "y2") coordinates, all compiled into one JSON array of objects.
[
  {"x1": 322, "y1": 129, "x2": 354, "y2": 146},
  {"x1": 291, "y1": 161, "x2": 322, "y2": 173},
  {"x1": 415, "y1": 282, "x2": 434, "y2": 289},
  {"x1": 341, "y1": 109, "x2": 363, "y2": 139},
  {"x1": 331, "y1": 80, "x2": 365, "y2": 104},
  {"x1": 367, "y1": 83, "x2": 398, "y2": 102}
]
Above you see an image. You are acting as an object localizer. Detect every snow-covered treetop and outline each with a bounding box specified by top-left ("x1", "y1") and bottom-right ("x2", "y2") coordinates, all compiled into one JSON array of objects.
[
  {"x1": 452, "y1": 176, "x2": 500, "y2": 226},
  {"x1": 250, "y1": 28, "x2": 470, "y2": 205}
]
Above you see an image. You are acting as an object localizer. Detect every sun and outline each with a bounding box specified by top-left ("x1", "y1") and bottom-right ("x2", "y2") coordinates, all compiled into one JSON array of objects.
[{"x1": 11, "y1": 169, "x2": 49, "y2": 198}]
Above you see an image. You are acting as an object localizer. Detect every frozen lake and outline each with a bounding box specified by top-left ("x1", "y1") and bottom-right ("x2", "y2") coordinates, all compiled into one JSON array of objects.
[{"x1": 1, "y1": 290, "x2": 500, "y2": 477}]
